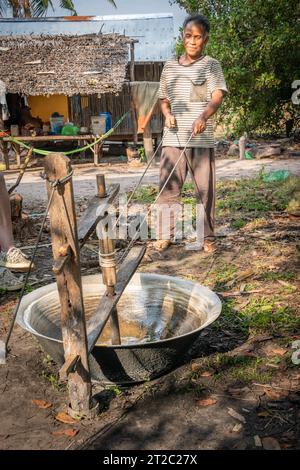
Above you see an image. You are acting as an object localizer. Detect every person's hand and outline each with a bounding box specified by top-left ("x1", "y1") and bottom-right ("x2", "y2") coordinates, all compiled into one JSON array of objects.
[
  {"x1": 192, "y1": 116, "x2": 207, "y2": 135},
  {"x1": 165, "y1": 113, "x2": 176, "y2": 128}
]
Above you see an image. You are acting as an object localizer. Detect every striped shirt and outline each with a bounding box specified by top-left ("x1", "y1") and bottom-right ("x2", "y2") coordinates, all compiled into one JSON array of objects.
[{"x1": 158, "y1": 55, "x2": 228, "y2": 148}]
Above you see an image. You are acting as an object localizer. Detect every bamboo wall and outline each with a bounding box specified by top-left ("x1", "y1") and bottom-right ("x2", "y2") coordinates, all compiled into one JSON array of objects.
[{"x1": 69, "y1": 62, "x2": 165, "y2": 136}]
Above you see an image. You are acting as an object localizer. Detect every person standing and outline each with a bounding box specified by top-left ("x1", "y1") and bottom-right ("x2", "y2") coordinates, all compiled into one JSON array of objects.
[{"x1": 155, "y1": 14, "x2": 228, "y2": 253}]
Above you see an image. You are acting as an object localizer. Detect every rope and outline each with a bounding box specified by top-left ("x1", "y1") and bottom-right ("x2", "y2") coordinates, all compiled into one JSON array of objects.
[
  {"x1": 4, "y1": 185, "x2": 56, "y2": 351},
  {"x1": 99, "y1": 250, "x2": 117, "y2": 269},
  {"x1": 118, "y1": 133, "x2": 194, "y2": 265},
  {"x1": 111, "y1": 128, "x2": 170, "y2": 234},
  {"x1": 40, "y1": 169, "x2": 74, "y2": 187},
  {"x1": 3, "y1": 111, "x2": 129, "y2": 157}
]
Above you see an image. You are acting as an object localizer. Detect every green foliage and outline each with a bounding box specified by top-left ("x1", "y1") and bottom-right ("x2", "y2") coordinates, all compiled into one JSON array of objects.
[
  {"x1": 170, "y1": 0, "x2": 300, "y2": 134},
  {"x1": 241, "y1": 297, "x2": 300, "y2": 334},
  {"x1": 132, "y1": 175, "x2": 300, "y2": 219},
  {"x1": 216, "y1": 175, "x2": 300, "y2": 216},
  {"x1": 0, "y1": 0, "x2": 117, "y2": 17}
]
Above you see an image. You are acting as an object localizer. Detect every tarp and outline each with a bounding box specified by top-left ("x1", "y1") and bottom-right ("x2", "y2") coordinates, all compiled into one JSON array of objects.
[{"x1": 130, "y1": 81, "x2": 159, "y2": 133}]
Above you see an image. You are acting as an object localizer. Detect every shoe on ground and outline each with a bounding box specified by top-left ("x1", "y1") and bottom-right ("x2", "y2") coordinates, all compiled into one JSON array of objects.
[
  {"x1": 0, "y1": 268, "x2": 24, "y2": 292},
  {"x1": 0, "y1": 247, "x2": 35, "y2": 273}
]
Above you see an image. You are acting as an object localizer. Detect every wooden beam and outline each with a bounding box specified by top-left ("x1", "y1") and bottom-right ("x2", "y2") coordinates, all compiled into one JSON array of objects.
[
  {"x1": 87, "y1": 245, "x2": 146, "y2": 352},
  {"x1": 129, "y1": 42, "x2": 138, "y2": 146},
  {"x1": 130, "y1": 42, "x2": 135, "y2": 82},
  {"x1": 59, "y1": 354, "x2": 80, "y2": 381},
  {"x1": 44, "y1": 153, "x2": 95, "y2": 418},
  {"x1": 77, "y1": 183, "x2": 120, "y2": 247}
]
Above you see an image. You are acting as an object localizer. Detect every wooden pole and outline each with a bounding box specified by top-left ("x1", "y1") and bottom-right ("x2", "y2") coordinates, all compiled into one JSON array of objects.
[
  {"x1": 143, "y1": 122, "x2": 154, "y2": 164},
  {"x1": 239, "y1": 133, "x2": 246, "y2": 160},
  {"x1": 44, "y1": 153, "x2": 97, "y2": 418},
  {"x1": 0, "y1": 104, "x2": 9, "y2": 170},
  {"x1": 130, "y1": 41, "x2": 138, "y2": 147},
  {"x1": 99, "y1": 228, "x2": 121, "y2": 345},
  {"x1": 2, "y1": 141, "x2": 9, "y2": 170},
  {"x1": 96, "y1": 173, "x2": 107, "y2": 198},
  {"x1": 97, "y1": 175, "x2": 121, "y2": 345}
]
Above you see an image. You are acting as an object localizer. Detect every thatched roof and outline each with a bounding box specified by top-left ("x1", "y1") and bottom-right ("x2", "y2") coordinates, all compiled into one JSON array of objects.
[{"x1": 0, "y1": 34, "x2": 131, "y2": 96}]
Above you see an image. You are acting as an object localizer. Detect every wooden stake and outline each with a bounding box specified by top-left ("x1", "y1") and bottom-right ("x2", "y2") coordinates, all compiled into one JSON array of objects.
[
  {"x1": 96, "y1": 173, "x2": 107, "y2": 198},
  {"x1": 97, "y1": 175, "x2": 121, "y2": 345},
  {"x1": 143, "y1": 122, "x2": 154, "y2": 164},
  {"x1": 130, "y1": 41, "x2": 138, "y2": 146},
  {"x1": 44, "y1": 153, "x2": 96, "y2": 418}
]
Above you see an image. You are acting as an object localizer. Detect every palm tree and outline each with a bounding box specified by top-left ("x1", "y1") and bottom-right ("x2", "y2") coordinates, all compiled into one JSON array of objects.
[{"x1": 0, "y1": 0, "x2": 117, "y2": 18}]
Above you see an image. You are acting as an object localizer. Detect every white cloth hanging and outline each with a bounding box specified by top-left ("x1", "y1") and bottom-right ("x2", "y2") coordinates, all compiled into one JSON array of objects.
[{"x1": 0, "y1": 79, "x2": 10, "y2": 121}]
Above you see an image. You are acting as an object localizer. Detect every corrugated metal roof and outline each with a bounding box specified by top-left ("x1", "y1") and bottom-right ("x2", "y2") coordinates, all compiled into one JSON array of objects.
[{"x1": 0, "y1": 13, "x2": 175, "y2": 62}]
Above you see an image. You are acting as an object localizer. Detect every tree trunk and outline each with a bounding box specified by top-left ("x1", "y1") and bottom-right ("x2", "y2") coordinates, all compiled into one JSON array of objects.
[
  {"x1": 23, "y1": 0, "x2": 31, "y2": 17},
  {"x1": 11, "y1": 0, "x2": 21, "y2": 17}
]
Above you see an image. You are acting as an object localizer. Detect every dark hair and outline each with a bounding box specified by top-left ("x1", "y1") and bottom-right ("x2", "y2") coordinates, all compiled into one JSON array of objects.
[{"x1": 183, "y1": 14, "x2": 210, "y2": 35}]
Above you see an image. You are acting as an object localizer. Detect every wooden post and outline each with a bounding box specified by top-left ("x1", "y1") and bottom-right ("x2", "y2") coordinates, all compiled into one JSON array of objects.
[
  {"x1": 0, "y1": 104, "x2": 9, "y2": 169},
  {"x1": 12, "y1": 142, "x2": 21, "y2": 169},
  {"x1": 92, "y1": 140, "x2": 103, "y2": 166},
  {"x1": 96, "y1": 173, "x2": 107, "y2": 198},
  {"x1": 97, "y1": 175, "x2": 121, "y2": 345},
  {"x1": 143, "y1": 122, "x2": 154, "y2": 164},
  {"x1": 130, "y1": 41, "x2": 138, "y2": 147},
  {"x1": 44, "y1": 153, "x2": 97, "y2": 418},
  {"x1": 2, "y1": 141, "x2": 9, "y2": 170},
  {"x1": 99, "y1": 227, "x2": 121, "y2": 345},
  {"x1": 239, "y1": 133, "x2": 246, "y2": 160}
]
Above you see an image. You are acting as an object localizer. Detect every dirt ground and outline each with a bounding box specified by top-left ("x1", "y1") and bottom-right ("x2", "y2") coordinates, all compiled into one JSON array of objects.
[
  {"x1": 0, "y1": 158, "x2": 299, "y2": 450},
  {"x1": 3, "y1": 156, "x2": 300, "y2": 210}
]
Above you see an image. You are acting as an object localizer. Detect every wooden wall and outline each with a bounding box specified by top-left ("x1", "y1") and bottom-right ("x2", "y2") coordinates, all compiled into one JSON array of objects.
[{"x1": 69, "y1": 62, "x2": 164, "y2": 137}]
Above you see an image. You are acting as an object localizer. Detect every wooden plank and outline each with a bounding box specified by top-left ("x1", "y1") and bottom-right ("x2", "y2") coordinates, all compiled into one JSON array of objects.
[
  {"x1": 87, "y1": 245, "x2": 146, "y2": 352},
  {"x1": 44, "y1": 153, "x2": 93, "y2": 417},
  {"x1": 77, "y1": 183, "x2": 120, "y2": 246}
]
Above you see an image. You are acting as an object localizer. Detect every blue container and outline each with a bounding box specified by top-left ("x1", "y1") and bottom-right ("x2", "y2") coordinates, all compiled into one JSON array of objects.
[{"x1": 99, "y1": 112, "x2": 112, "y2": 132}]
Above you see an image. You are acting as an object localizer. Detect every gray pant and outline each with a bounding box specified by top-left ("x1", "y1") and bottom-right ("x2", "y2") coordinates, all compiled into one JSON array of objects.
[{"x1": 156, "y1": 146, "x2": 215, "y2": 239}]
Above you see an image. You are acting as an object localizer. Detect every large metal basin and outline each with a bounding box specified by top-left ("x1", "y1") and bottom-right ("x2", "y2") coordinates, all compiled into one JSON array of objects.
[{"x1": 17, "y1": 273, "x2": 222, "y2": 385}]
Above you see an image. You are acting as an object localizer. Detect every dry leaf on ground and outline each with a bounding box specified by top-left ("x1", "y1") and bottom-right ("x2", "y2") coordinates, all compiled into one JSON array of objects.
[
  {"x1": 262, "y1": 437, "x2": 281, "y2": 450},
  {"x1": 191, "y1": 362, "x2": 201, "y2": 372},
  {"x1": 55, "y1": 411, "x2": 78, "y2": 424},
  {"x1": 227, "y1": 407, "x2": 246, "y2": 423},
  {"x1": 232, "y1": 423, "x2": 243, "y2": 433},
  {"x1": 265, "y1": 345, "x2": 288, "y2": 357},
  {"x1": 52, "y1": 429, "x2": 79, "y2": 438},
  {"x1": 200, "y1": 371, "x2": 214, "y2": 377},
  {"x1": 31, "y1": 399, "x2": 52, "y2": 409},
  {"x1": 254, "y1": 435, "x2": 262, "y2": 447},
  {"x1": 196, "y1": 398, "x2": 217, "y2": 407}
]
